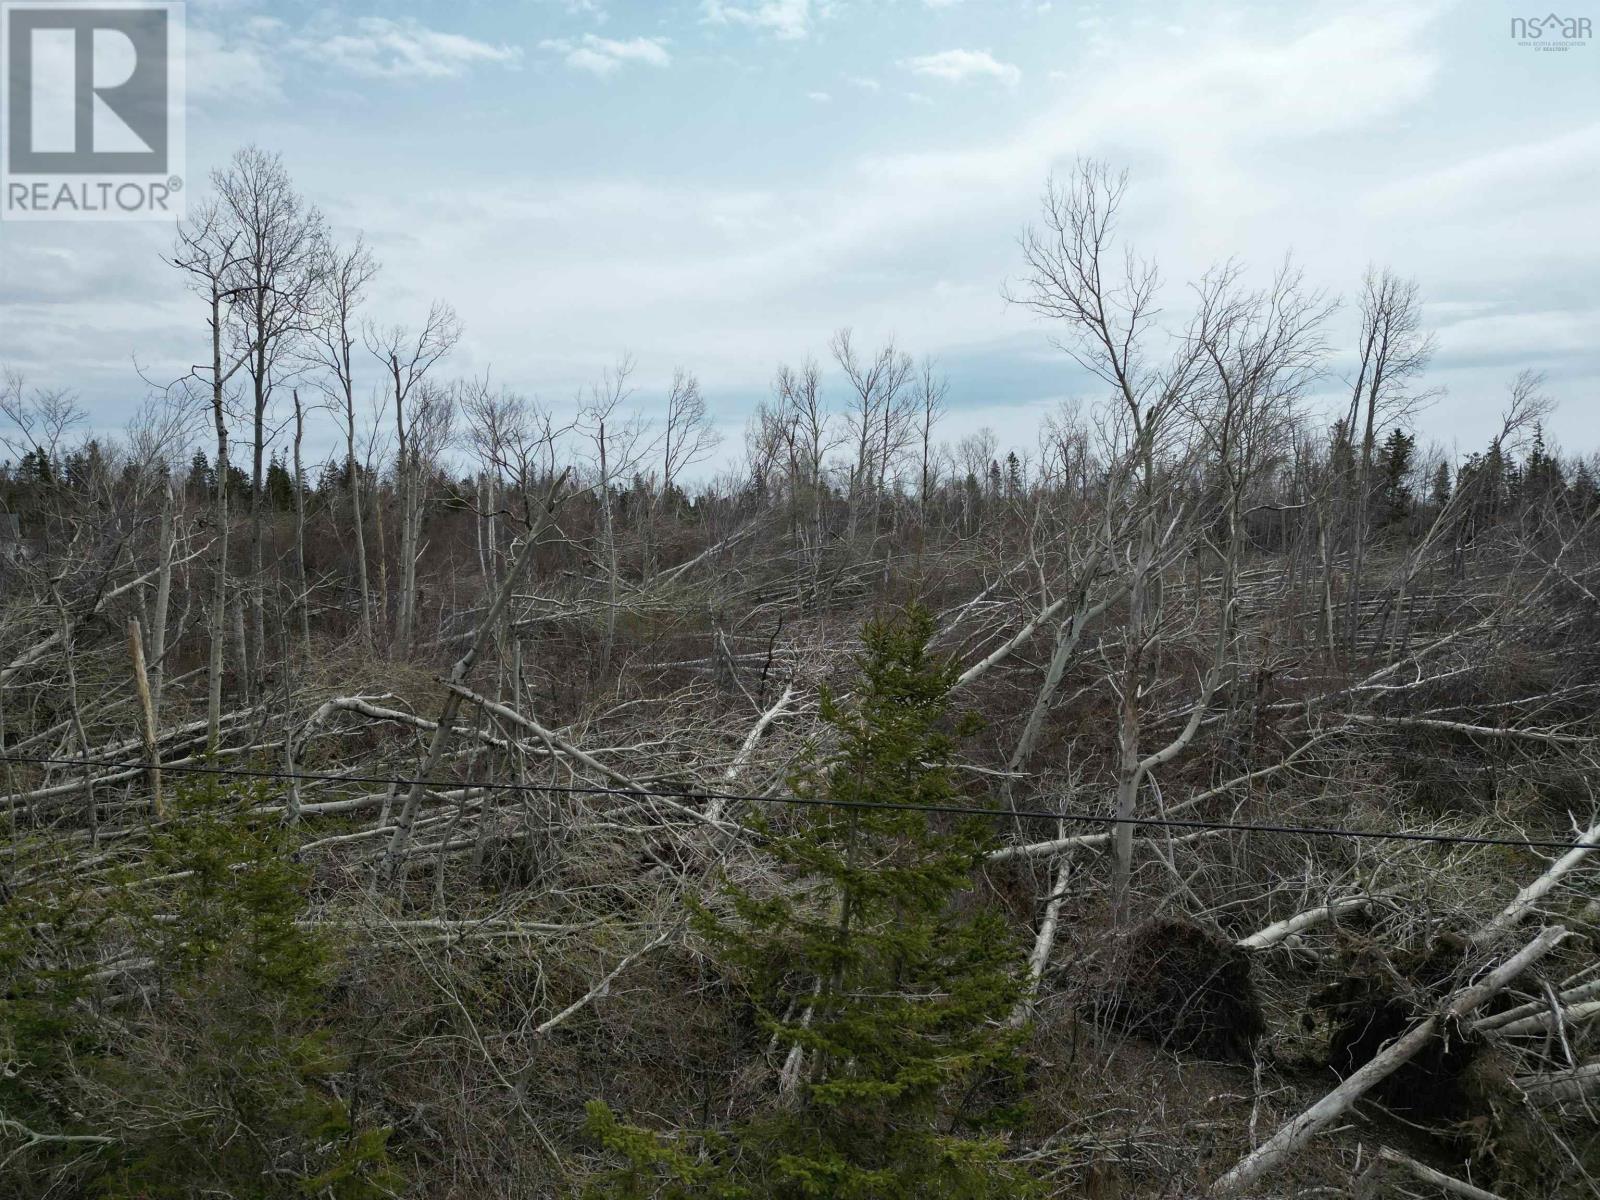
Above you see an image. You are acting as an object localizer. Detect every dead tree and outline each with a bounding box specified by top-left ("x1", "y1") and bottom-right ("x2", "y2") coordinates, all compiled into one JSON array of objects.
[
  {"x1": 308, "y1": 235, "x2": 380, "y2": 648},
  {"x1": 366, "y1": 302, "x2": 461, "y2": 656},
  {"x1": 379, "y1": 470, "x2": 569, "y2": 882},
  {"x1": 1338, "y1": 267, "x2": 1436, "y2": 659},
  {"x1": 1209, "y1": 925, "x2": 1568, "y2": 1196},
  {"x1": 649, "y1": 367, "x2": 719, "y2": 577},
  {"x1": 170, "y1": 200, "x2": 253, "y2": 750},
  {"x1": 830, "y1": 328, "x2": 913, "y2": 556},
  {"x1": 210, "y1": 146, "x2": 326, "y2": 683},
  {"x1": 579, "y1": 357, "x2": 650, "y2": 677}
]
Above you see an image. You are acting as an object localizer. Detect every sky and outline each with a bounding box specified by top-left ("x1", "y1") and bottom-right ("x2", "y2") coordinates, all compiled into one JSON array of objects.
[{"x1": 1, "y1": 0, "x2": 1597, "y2": 470}]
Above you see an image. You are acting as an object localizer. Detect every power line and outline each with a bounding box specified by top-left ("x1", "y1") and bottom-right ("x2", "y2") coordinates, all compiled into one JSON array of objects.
[{"x1": 2, "y1": 751, "x2": 1596, "y2": 853}]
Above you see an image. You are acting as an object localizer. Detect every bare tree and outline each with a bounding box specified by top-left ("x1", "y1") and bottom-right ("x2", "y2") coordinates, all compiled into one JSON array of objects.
[
  {"x1": 170, "y1": 198, "x2": 254, "y2": 750},
  {"x1": 580, "y1": 356, "x2": 651, "y2": 674},
  {"x1": 1339, "y1": 267, "x2": 1437, "y2": 655},
  {"x1": 830, "y1": 329, "x2": 913, "y2": 551},
  {"x1": 307, "y1": 236, "x2": 380, "y2": 648},
  {"x1": 367, "y1": 301, "x2": 461, "y2": 655},
  {"x1": 648, "y1": 367, "x2": 719, "y2": 575},
  {"x1": 211, "y1": 146, "x2": 326, "y2": 684},
  {"x1": 915, "y1": 357, "x2": 949, "y2": 525},
  {"x1": 774, "y1": 357, "x2": 835, "y2": 595},
  {"x1": 0, "y1": 370, "x2": 85, "y2": 468},
  {"x1": 1009, "y1": 160, "x2": 1207, "y2": 921},
  {"x1": 290, "y1": 388, "x2": 313, "y2": 661}
]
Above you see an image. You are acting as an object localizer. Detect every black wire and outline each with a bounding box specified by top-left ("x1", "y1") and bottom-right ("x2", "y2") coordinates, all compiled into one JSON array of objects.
[{"x1": 3, "y1": 751, "x2": 1596, "y2": 853}]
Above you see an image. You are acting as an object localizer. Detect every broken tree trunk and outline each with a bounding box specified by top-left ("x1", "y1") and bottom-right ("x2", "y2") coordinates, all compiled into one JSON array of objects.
[
  {"x1": 126, "y1": 617, "x2": 162, "y2": 817},
  {"x1": 706, "y1": 682, "x2": 795, "y2": 823},
  {"x1": 379, "y1": 473, "x2": 567, "y2": 883},
  {"x1": 441, "y1": 680, "x2": 738, "y2": 835},
  {"x1": 1365, "y1": 1146, "x2": 1509, "y2": 1200},
  {"x1": 1487, "y1": 999, "x2": 1600, "y2": 1038},
  {"x1": 0, "y1": 539, "x2": 210, "y2": 689},
  {"x1": 1477, "y1": 976, "x2": 1600, "y2": 1031},
  {"x1": 1009, "y1": 847, "x2": 1071, "y2": 1027}
]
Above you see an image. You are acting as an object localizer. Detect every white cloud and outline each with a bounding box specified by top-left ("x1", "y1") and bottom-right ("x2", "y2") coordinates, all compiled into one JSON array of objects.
[
  {"x1": 311, "y1": 4, "x2": 1467, "y2": 396},
  {"x1": 1432, "y1": 308, "x2": 1600, "y2": 363},
  {"x1": 901, "y1": 49, "x2": 1021, "y2": 87},
  {"x1": 13, "y1": 1, "x2": 1599, "y2": 456},
  {"x1": 299, "y1": 17, "x2": 521, "y2": 79},
  {"x1": 1362, "y1": 124, "x2": 1600, "y2": 219},
  {"x1": 808, "y1": 90, "x2": 832, "y2": 102},
  {"x1": 542, "y1": 34, "x2": 671, "y2": 75},
  {"x1": 701, "y1": 0, "x2": 814, "y2": 41},
  {"x1": 849, "y1": 75, "x2": 881, "y2": 91},
  {"x1": 188, "y1": 25, "x2": 284, "y2": 104}
]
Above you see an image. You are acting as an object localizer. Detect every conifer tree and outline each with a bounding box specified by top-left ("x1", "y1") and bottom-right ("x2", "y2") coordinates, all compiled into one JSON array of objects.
[
  {"x1": 1429, "y1": 460, "x2": 1452, "y2": 508},
  {"x1": 587, "y1": 605, "x2": 1034, "y2": 1199},
  {"x1": 1374, "y1": 426, "x2": 1415, "y2": 528},
  {"x1": 0, "y1": 782, "x2": 399, "y2": 1198}
]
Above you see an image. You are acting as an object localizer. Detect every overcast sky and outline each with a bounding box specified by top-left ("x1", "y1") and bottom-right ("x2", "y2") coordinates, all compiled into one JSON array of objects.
[{"x1": 1, "y1": 0, "x2": 1596, "y2": 468}]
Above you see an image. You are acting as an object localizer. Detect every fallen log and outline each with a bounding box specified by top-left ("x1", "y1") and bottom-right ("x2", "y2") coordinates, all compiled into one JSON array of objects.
[
  {"x1": 1514, "y1": 1060, "x2": 1600, "y2": 1105},
  {"x1": 1477, "y1": 976, "x2": 1600, "y2": 1031},
  {"x1": 1471, "y1": 816, "x2": 1600, "y2": 946},
  {"x1": 1488, "y1": 999, "x2": 1600, "y2": 1038},
  {"x1": 706, "y1": 682, "x2": 795, "y2": 822},
  {"x1": 1368, "y1": 1146, "x2": 1509, "y2": 1200},
  {"x1": 381, "y1": 476, "x2": 567, "y2": 882},
  {"x1": 1236, "y1": 895, "x2": 1372, "y2": 951}
]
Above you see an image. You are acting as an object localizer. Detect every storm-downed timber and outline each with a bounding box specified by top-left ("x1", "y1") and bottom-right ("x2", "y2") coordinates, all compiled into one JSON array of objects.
[
  {"x1": 1236, "y1": 895, "x2": 1373, "y2": 951},
  {"x1": 1470, "y1": 816, "x2": 1600, "y2": 946},
  {"x1": 1514, "y1": 1061, "x2": 1600, "y2": 1105},
  {"x1": 1358, "y1": 1146, "x2": 1510, "y2": 1200},
  {"x1": 1476, "y1": 976, "x2": 1600, "y2": 1031},
  {"x1": 1208, "y1": 924, "x2": 1569, "y2": 1197}
]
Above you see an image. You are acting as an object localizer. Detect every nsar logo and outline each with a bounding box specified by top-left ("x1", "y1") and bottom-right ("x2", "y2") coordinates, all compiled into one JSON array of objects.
[{"x1": 1510, "y1": 12, "x2": 1592, "y2": 50}]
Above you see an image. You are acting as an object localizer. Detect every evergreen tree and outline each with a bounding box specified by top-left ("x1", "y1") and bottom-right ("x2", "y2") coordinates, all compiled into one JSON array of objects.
[
  {"x1": 1460, "y1": 439, "x2": 1508, "y2": 525},
  {"x1": 1373, "y1": 427, "x2": 1415, "y2": 529},
  {"x1": 266, "y1": 451, "x2": 296, "y2": 510},
  {"x1": 1004, "y1": 451, "x2": 1023, "y2": 499},
  {"x1": 1522, "y1": 422, "x2": 1565, "y2": 510},
  {"x1": 20, "y1": 447, "x2": 53, "y2": 486},
  {"x1": 962, "y1": 471, "x2": 981, "y2": 523},
  {"x1": 1327, "y1": 417, "x2": 1355, "y2": 481},
  {"x1": 0, "y1": 782, "x2": 400, "y2": 1198},
  {"x1": 1572, "y1": 460, "x2": 1600, "y2": 515},
  {"x1": 186, "y1": 449, "x2": 213, "y2": 499},
  {"x1": 63, "y1": 439, "x2": 107, "y2": 494},
  {"x1": 587, "y1": 606, "x2": 1034, "y2": 1199},
  {"x1": 1429, "y1": 460, "x2": 1452, "y2": 507}
]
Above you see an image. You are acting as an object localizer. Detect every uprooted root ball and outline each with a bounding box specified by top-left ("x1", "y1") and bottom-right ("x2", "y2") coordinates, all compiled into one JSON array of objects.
[
  {"x1": 1312, "y1": 934, "x2": 1479, "y2": 1118},
  {"x1": 1087, "y1": 917, "x2": 1266, "y2": 1061}
]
